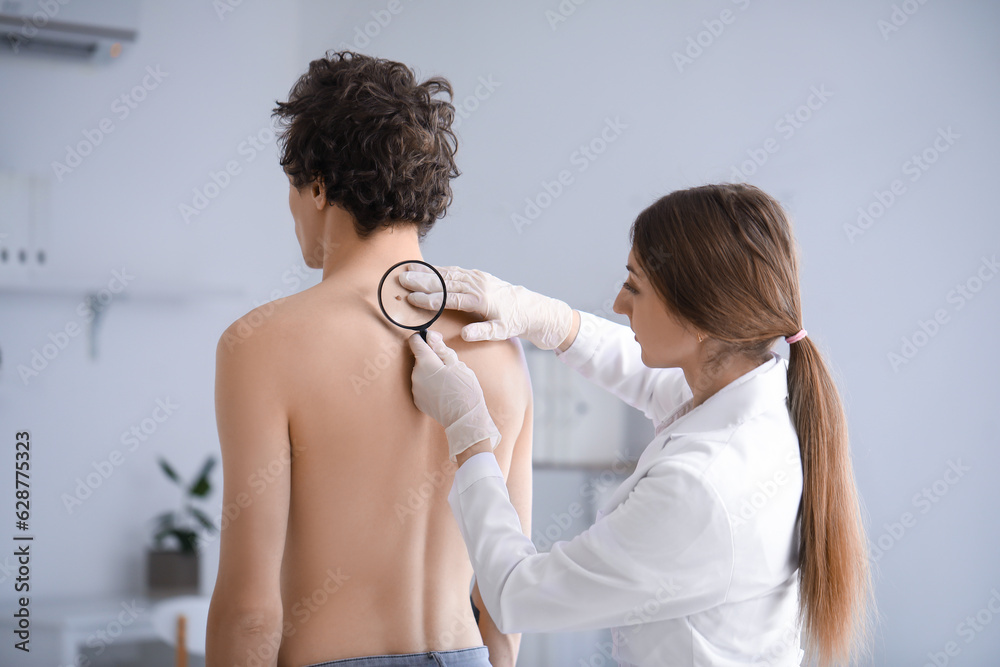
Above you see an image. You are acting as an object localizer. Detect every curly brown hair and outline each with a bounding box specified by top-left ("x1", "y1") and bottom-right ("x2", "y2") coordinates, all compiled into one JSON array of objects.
[{"x1": 272, "y1": 51, "x2": 459, "y2": 239}]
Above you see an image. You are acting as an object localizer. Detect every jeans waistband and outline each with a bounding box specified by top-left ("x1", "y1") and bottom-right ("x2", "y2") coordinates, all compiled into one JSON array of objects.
[{"x1": 301, "y1": 645, "x2": 490, "y2": 667}]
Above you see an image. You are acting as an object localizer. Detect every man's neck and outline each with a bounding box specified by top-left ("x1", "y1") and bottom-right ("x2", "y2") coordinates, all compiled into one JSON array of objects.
[{"x1": 320, "y1": 221, "x2": 424, "y2": 285}]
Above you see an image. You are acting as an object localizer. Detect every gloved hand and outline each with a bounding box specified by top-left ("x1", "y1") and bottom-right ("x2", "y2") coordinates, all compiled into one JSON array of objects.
[
  {"x1": 398, "y1": 264, "x2": 573, "y2": 350},
  {"x1": 408, "y1": 330, "x2": 501, "y2": 462}
]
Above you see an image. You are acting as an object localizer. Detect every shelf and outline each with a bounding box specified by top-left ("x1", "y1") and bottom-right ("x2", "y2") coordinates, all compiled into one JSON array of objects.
[
  {"x1": 0, "y1": 275, "x2": 246, "y2": 301},
  {"x1": 532, "y1": 458, "x2": 638, "y2": 473},
  {"x1": 0, "y1": 276, "x2": 248, "y2": 360}
]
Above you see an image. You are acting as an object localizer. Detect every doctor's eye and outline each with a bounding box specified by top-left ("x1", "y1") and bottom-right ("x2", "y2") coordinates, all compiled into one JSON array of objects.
[{"x1": 621, "y1": 281, "x2": 638, "y2": 295}]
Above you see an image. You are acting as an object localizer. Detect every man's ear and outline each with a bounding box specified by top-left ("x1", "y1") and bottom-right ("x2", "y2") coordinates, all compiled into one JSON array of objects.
[{"x1": 310, "y1": 179, "x2": 327, "y2": 210}]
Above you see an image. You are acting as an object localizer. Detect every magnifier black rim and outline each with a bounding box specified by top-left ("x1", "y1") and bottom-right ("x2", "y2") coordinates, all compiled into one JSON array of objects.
[{"x1": 377, "y1": 259, "x2": 448, "y2": 333}]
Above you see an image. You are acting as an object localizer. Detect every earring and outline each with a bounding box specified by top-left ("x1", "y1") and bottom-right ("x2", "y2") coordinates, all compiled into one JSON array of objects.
[{"x1": 698, "y1": 333, "x2": 704, "y2": 343}]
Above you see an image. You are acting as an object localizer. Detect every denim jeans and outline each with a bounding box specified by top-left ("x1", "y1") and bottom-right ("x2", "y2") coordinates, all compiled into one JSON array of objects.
[{"x1": 302, "y1": 646, "x2": 491, "y2": 667}]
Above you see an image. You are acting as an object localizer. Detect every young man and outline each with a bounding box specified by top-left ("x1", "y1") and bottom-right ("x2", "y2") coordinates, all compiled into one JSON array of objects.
[{"x1": 205, "y1": 52, "x2": 533, "y2": 667}]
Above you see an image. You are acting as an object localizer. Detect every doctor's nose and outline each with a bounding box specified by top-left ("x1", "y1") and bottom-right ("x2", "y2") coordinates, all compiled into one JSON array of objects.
[{"x1": 613, "y1": 288, "x2": 628, "y2": 316}]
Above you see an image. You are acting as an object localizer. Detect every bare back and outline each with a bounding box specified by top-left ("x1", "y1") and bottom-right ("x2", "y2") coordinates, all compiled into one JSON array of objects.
[{"x1": 263, "y1": 278, "x2": 532, "y2": 666}]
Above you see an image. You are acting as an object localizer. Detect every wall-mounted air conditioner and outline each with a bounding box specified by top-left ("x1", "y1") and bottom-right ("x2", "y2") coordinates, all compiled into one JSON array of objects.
[{"x1": 0, "y1": 0, "x2": 139, "y2": 62}]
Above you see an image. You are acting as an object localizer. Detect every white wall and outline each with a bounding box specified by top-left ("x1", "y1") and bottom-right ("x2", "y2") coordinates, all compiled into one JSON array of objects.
[
  {"x1": 1, "y1": 0, "x2": 998, "y2": 664},
  {"x1": 0, "y1": 0, "x2": 305, "y2": 615}
]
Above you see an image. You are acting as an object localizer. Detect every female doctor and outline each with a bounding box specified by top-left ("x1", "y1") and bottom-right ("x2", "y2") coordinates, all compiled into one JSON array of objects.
[{"x1": 402, "y1": 183, "x2": 873, "y2": 667}]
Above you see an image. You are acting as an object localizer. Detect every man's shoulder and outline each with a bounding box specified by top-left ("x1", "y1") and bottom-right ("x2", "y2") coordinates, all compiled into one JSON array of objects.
[
  {"x1": 448, "y1": 332, "x2": 532, "y2": 418},
  {"x1": 444, "y1": 326, "x2": 527, "y2": 372},
  {"x1": 216, "y1": 288, "x2": 322, "y2": 357}
]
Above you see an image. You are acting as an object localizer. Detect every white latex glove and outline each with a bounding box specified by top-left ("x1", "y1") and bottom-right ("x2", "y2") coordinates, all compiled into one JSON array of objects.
[
  {"x1": 397, "y1": 264, "x2": 573, "y2": 350},
  {"x1": 408, "y1": 330, "x2": 501, "y2": 462}
]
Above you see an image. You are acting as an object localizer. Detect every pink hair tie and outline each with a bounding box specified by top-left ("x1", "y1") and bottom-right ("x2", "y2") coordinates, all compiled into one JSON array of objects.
[{"x1": 785, "y1": 328, "x2": 808, "y2": 344}]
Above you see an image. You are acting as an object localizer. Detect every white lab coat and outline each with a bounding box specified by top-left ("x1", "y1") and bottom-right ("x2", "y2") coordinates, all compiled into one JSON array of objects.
[{"x1": 448, "y1": 311, "x2": 806, "y2": 666}]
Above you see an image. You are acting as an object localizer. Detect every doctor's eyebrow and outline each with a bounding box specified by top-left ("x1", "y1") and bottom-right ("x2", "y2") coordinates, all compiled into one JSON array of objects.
[{"x1": 625, "y1": 263, "x2": 643, "y2": 278}]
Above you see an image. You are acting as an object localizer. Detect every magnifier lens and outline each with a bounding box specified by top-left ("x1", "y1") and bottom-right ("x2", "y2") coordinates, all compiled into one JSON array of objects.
[
  {"x1": 380, "y1": 264, "x2": 432, "y2": 328},
  {"x1": 377, "y1": 260, "x2": 447, "y2": 338}
]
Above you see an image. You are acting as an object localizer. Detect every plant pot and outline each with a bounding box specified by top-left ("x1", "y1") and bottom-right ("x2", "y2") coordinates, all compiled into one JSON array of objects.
[{"x1": 147, "y1": 548, "x2": 200, "y2": 596}]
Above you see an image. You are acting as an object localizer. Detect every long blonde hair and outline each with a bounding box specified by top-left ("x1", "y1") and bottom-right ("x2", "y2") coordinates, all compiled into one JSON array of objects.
[{"x1": 630, "y1": 183, "x2": 874, "y2": 666}]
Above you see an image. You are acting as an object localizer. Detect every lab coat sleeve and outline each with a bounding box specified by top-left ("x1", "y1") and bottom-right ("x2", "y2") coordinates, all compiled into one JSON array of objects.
[
  {"x1": 449, "y1": 451, "x2": 734, "y2": 634},
  {"x1": 554, "y1": 310, "x2": 691, "y2": 426}
]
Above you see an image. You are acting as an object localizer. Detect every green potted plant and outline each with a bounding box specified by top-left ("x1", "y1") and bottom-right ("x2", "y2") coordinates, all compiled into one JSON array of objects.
[{"x1": 146, "y1": 455, "x2": 217, "y2": 596}]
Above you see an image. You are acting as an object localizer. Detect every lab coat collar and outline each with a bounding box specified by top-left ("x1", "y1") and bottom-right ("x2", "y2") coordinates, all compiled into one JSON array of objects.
[{"x1": 656, "y1": 351, "x2": 789, "y2": 440}]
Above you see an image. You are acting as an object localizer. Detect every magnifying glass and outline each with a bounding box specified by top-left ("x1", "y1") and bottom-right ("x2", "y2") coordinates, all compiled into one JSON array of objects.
[{"x1": 377, "y1": 260, "x2": 447, "y2": 342}]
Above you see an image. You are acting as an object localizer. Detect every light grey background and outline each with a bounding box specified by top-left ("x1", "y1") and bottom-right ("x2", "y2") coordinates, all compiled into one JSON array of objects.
[{"x1": 1, "y1": 0, "x2": 998, "y2": 664}]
